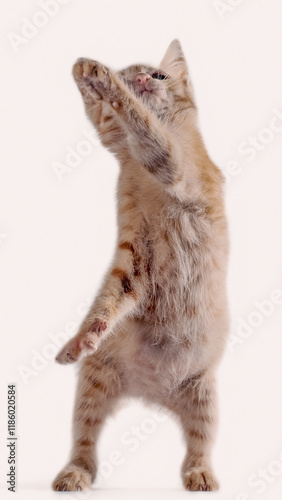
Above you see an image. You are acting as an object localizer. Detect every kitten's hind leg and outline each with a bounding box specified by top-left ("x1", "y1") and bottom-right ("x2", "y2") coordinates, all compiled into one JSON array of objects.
[
  {"x1": 52, "y1": 353, "x2": 123, "y2": 491},
  {"x1": 167, "y1": 371, "x2": 219, "y2": 491}
]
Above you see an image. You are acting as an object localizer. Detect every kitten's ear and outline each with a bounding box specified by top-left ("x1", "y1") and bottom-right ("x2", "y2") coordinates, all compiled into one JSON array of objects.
[
  {"x1": 159, "y1": 39, "x2": 188, "y2": 79},
  {"x1": 160, "y1": 39, "x2": 194, "y2": 102}
]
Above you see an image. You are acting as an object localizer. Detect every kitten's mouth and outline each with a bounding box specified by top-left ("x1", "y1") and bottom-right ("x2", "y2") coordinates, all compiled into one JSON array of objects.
[{"x1": 131, "y1": 81, "x2": 167, "y2": 110}]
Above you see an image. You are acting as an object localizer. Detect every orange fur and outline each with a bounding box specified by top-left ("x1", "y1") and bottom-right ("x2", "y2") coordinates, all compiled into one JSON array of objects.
[{"x1": 53, "y1": 40, "x2": 229, "y2": 492}]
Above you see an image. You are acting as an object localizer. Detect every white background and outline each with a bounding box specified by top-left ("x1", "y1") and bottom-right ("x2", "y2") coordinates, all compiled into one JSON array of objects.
[{"x1": 1, "y1": 1, "x2": 282, "y2": 499}]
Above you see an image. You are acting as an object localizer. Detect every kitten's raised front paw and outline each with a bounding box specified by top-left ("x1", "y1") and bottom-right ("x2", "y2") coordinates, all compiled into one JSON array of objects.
[
  {"x1": 183, "y1": 467, "x2": 219, "y2": 492},
  {"x1": 55, "y1": 319, "x2": 107, "y2": 365},
  {"x1": 52, "y1": 464, "x2": 92, "y2": 491},
  {"x1": 73, "y1": 58, "x2": 113, "y2": 100}
]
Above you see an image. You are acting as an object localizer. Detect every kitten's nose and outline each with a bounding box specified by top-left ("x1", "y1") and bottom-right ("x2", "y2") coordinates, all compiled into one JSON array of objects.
[{"x1": 134, "y1": 73, "x2": 151, "y2": 85}]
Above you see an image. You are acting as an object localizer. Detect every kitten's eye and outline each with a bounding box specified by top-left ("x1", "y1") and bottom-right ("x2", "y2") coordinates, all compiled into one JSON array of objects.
[{"x1": 151, "y1": 72, "x2": 166, "y2": 81}]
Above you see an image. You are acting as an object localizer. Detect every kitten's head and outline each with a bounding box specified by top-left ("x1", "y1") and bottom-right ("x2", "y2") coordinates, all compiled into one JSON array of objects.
[{"x1": 118, "y1": 40, "x2": 194, "y2": 117}]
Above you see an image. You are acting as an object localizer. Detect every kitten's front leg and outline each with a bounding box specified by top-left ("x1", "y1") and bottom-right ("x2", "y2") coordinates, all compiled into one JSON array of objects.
[
  {"x1": 56, "y1": 240, "x2": 144, "y2": 364},
  {"x1": 55, "y1": 319, "x2": 107, "y2": 364},
  {"x1": 55, "y1": 296, "x2": 126, "y2": 365},
  {"x1": 73, "y1": 58, "x2": 118, "y2": 109},
  {"x1": 73, "y1": 59, "x2": 180, "y2": 186},
  {"x1": 73, "y1": 58, "x2": 104, "y2": 104},
  {"x1": 73, "y1": 59, "x2": 126, "y2": 154}
]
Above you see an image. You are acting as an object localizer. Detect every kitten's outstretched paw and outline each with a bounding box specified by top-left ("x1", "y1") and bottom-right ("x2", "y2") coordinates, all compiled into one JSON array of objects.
[
  {"x1": 52, "y1": 464, "x2": 92, "y2": 491},
  {"x1": 55, "y1": 320, "x2": 107, "y2": 364},
  {"x1": 183, "y1": 467, "x2": 219, "y2": 491},
  {"x1": 73, "y1": 58, "x2": 113, "y2": 100}
]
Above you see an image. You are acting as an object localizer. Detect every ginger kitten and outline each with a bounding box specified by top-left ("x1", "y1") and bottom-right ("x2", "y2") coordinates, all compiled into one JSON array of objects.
[{"x1": 53, "y1": 39, "x2": 229, "y2": 492}]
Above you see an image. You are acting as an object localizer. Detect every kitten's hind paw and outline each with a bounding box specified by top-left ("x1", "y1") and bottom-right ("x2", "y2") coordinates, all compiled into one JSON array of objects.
[
  {"x1": 183, "y1": 467, "x2": 219, "y2": 492},
  {"x1": 52, "y1": 464, "x2": 92, "y2": 491}
]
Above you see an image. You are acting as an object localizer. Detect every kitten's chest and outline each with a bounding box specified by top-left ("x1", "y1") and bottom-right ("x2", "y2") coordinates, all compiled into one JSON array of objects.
[
  {"x1": 134, "y1": 213, "x2": 212, "y2": 339},
  {"x1": 144, "y1": 209, "x2": 211, "y2": 292}
]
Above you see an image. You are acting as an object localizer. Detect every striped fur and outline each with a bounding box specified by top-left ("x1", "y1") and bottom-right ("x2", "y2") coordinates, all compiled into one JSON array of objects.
[{"x1": 53, "y1": 40, "x2": 229, "y2": 492}]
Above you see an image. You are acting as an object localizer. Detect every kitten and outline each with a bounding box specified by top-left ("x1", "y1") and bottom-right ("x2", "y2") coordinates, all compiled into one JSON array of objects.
[{"x1": 52, "y1": 39, "x2": 229, "y2": 492}]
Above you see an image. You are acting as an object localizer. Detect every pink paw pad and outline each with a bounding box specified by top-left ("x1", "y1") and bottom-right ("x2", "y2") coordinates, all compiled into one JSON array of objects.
[{"x1": 90, "y1": 319, "x2": 107, "y2": 334}]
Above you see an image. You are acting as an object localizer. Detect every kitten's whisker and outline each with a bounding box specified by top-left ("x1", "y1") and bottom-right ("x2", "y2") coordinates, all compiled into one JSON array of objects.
[
  {"x1": 87, "y1": 102, "x2": 102, "y2": 113},
  {"x1": 164, "y1": 75, "x2": 185, "y2": 89}
]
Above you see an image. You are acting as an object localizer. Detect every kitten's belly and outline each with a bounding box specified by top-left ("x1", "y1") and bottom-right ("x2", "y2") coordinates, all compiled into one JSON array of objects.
[
  {"x1": 125, "y1": 343, "x2": 198, "y2": 397},
  {"x1": 115, "y1": 253, "x2": 227, "y2": 395},
  {"x1": 113, "y1": 213, "x2": 228, "y2": 395},
  {"x1": 119, "y1": 318, "x2": 219, "y2": 396}
]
